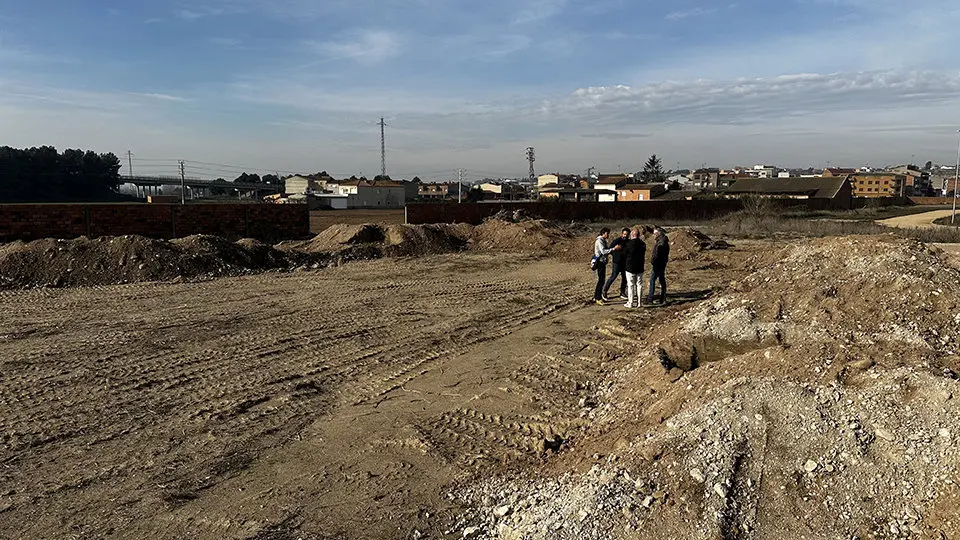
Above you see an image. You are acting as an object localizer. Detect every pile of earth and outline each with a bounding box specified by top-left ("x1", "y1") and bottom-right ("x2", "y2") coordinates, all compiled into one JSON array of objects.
[
  {"x1": 668, "y1": 228, "x2": 732, "y2": 260},
  {"x1": 294, "y1": 219, "x2": 574, "y2": 256},
  {"x1": 448, "y1": 235, "x2": 960, "y2": 539},
  {"x1": 0, "y1": 235, "x2": 303, "y2": 289},
  {"x1": 290, "y1": 223, "x2": 472, "y2": 256},
  {"x1": 470, "y1": 218, "x2": 573, "y2": 253}
]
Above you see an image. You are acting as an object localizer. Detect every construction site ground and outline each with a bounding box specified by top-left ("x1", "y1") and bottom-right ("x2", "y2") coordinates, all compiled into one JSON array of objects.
[{"x1": 3, "y1": 217, "x2": 960, "y2": 539}]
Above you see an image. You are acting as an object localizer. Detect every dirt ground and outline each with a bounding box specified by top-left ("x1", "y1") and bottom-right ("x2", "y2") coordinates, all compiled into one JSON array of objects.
[
  {"x1": 310, "y1": 209, "x2": 405, "y2": 234},
  {"x1": 876, "y1": 209, "x2": 955, "y2": 229},
  {"x1": 0, "y1": 228, "x2": 735, "y2": 539},
  {"x1": 3, "y1": 221, "x2": 960, "y2": 539}
]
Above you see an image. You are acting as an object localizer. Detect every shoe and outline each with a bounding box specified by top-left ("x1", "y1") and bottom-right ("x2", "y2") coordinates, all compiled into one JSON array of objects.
[
  {"x1": 595, "y1": 300, "x2": 604, "y2": 305},
  {"x1": 624, "y1": 302, "x2": 635, "y2": 308},
  {"x1": 601, "y1": 295, "x2": 611, "y2": 302}
]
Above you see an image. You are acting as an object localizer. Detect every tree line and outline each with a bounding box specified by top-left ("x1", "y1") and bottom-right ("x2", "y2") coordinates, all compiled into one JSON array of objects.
[{"x1": 0, "y1": 146, "x2": 123, "y2": 202}]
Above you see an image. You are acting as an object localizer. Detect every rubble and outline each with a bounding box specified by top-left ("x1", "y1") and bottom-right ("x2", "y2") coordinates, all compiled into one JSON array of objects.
[{"x1": 448, "y1": 235, "x2": 960, "y2": 539}]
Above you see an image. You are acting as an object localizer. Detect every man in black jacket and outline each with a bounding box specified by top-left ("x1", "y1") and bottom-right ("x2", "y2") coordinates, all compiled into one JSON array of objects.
[
  {"x1": 646, "y1": 227, "x2": 670, "y2": 304},
  {"x1": 602, "y1": 228, "x2": 630, "y2": 301},
  {"x1": 622, "y1": 228, "x2": 646, "y2": 308}
]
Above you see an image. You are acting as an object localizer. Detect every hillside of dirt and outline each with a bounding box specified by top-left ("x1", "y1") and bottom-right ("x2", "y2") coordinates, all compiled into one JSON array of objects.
[{"x1": 450, "y1": 235, "x2": 960, "y2": 540}]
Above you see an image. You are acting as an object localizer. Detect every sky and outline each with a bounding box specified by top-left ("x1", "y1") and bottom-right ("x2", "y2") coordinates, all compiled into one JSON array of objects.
[{"x1": 2, "y1": 0, "x2": 960, "y2": 181}]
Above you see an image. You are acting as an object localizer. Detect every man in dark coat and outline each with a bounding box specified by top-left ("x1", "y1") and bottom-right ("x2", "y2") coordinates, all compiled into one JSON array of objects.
[
  {"x1": 646, "y1": 227, "x2": 670, "y2": 304},
  {"x1": 602, "y1": 228, "x2": 630, "y2": 301},
  {"x1": 622, "y1": 228, "x2": 646, "y2": 308}
]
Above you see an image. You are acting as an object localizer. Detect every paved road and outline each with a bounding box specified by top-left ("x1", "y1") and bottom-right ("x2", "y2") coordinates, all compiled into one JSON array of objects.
[{"x1": 876, "y1": 209, "x2": 956, "y2": 229}]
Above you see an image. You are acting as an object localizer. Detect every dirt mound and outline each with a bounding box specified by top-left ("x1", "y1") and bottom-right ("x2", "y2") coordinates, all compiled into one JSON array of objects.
[
  {"x1": 668, "y1": 228, "x2": 730, "y2": 260},
  {"x1": 471, "y1": 218, "x2": 573, "y2": 253},
  {"x1": 447, "y1": 235, "x2": 960, "y2": 539},
  {"x1": 669, "y1": 235, "x2": 957, "y2": 365},
  {"x1": 299, "y1": 223, "x2": 387, "y2": 252},
  {"x1": 382, "y1": 224, "x2": 471, "y2": 256},
  {"x1": 296, "y1": 223, "x2": 472, "y2": 257},
  {"x1": 0, "y1": 235, "x2": 292, "y2": 289}
]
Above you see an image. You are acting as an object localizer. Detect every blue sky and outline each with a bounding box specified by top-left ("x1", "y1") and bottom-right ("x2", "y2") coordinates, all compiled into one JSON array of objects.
[{"x1": 2, "y1": 0, "x2": 960, "y2": 181}]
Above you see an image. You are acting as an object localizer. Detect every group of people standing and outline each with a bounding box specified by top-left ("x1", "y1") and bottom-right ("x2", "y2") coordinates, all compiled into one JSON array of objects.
[{"x1": 592, "y1": 225, "x2": 669, "y2": 308}]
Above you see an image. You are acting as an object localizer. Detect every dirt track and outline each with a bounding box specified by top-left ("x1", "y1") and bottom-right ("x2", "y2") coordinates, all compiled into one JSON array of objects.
[{"x1": 876, "y1": 209, "x2": 954, "y2": 229}]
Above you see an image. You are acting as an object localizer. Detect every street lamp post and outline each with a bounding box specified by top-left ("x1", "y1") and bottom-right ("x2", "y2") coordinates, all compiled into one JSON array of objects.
[{"x1": 953, "y1": 130, "x2": 960, "y2": 224}]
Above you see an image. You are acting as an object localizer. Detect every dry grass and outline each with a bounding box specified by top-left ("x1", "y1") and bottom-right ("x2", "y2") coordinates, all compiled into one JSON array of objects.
[{"x1": 708, "y1": 211, "x2": 960, "y2": 243}]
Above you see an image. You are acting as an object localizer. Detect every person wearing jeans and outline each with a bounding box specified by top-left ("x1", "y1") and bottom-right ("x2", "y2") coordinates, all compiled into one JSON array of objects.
[
  {"x1": 602, "y1": 228, "x2": 630, "y2": 300},
  {"x1": 622, "y1": 228, "x2": 646, "y2": 308},
  {"x1": 593, "y1": 228, "x2": 619, "y2": 304},
  {"x1": 647, "y1": 227, "x2": 670, "y2": 304}
]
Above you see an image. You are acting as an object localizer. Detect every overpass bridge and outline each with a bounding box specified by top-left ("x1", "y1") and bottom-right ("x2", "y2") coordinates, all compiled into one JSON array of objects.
[{"x1": 124, "y1": 176, "x2": 282, "y2": 199}]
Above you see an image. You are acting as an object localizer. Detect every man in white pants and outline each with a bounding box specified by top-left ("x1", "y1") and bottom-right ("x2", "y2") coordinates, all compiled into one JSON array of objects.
[{"x1": 621, "y1": 228, "x2": 646, "y2": 308}]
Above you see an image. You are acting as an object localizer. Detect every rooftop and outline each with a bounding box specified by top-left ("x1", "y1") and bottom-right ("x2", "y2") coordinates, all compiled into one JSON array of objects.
[{"x1": 722, "y1": 176, "x2": 850, "y2": 199}]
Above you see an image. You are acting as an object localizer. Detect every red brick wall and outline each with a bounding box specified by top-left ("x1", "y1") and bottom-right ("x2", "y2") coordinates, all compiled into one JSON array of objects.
[{"x1": 0, "y1": 204, "x2": 309, "y2": 242}]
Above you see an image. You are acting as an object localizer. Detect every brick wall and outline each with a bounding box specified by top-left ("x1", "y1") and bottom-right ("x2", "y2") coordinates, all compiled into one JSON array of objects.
[{"x1": 0, "y1": 203, "x2": 309, "y2": 242}]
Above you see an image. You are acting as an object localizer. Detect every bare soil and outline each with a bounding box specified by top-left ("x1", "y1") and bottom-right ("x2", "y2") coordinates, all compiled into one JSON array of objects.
[{"x1": 2, "y1": 223, "x2": 960, "y2": 539}]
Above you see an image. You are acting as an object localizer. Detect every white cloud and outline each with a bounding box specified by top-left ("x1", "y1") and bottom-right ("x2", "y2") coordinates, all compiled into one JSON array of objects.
[
  {"x1": 309, "y1": 30, "x2": 401, "y2": 64},
  {"x1": 665, "y1": 7, "x2": 716, "y2": 20},
  {"x1": 175, "y1": 7, "x2": 225, "y2": 20},
  {"x1": 539, "y1": 71, "x2": 960, "y2": 127},
  {"x1": 131, "y1": 92, "x2": 191, "y2": 102},
  {"x1": 513, "y1": 0, "x2": 569, "y2": 24}
]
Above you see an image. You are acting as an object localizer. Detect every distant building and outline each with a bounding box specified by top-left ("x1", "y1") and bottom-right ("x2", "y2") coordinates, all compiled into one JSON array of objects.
[
  {"x1": 594, "y1": 174, "x2": 630, "y2": 202},
  {"x1": 617, "y1": 183, "x2": 667, "y2": 201},
  {"x1": 752, "y1": 165, "x2": 780, "y2": 178},
  {"x1": 823, "y1": 168, "x2": 857, "y2": 177},
  {"x1": 399, "y1": 178, "x2": 421, "y2": 201},
  {"x1": 284, "y1": 173, "x2": 336, "y2": 195},
  {"x1": 479, "y1": 182, "x2": 526, "y2": 200},
  {"x1": 692, "y1": 168, "x2": 721, "y2": 189},
  {"x1": 419, "y1": 182, "x2": 455, "y2": 200},
  {"x1": 849, "y1": 173, "x2": 907, "y2": 198},
  {"x1": 888, "y1": 165, "x2": 930, "y2": 196},
  {"x1": 334, "y1": 179, "x2": 405, "y2": 208},
  {"x1": 722, "y1": 176, "x2": 853, "y2": 203},
  {"x1": 536, "y1": 173, "x2": 578, "y2": 188},
  {"x1": 538, "y1": 186, "x2": 614, "y2": 202}
]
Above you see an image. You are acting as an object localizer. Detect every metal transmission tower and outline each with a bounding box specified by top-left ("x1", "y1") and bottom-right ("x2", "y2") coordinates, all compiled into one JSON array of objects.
[
  {"x1": 526, "y1": 147, "x2": 536, "y2": 182},
  {"x1": 178, "y1": 160, "x2": 186, "y2": 205},
  {"x1": 127, "y1": 150, "x2": 134, "y2": 178},
  {"x1": 379, "y1": 117, "x2": 388, "y2": 177}
]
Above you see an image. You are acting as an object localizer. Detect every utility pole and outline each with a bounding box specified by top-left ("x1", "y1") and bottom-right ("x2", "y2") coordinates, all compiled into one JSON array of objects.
[
  {"x1": 526, "y1": 147, "x2": 536, "y2": 183},
  {"x1": 952, "y1": 130, "x2": 960, "y2": 223},
  {"x1": 458, "y1": 168, "x2": 464, "y2": 203},
  {"x1": 127, "y1": 150, "x2": 134, "y2": 179},
  {"x1": 379, "y1": 117, "x2": 387, "y2": 178},
  {"x1": 179, "y1": 160, "x2": 186, "y2": 205}
]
